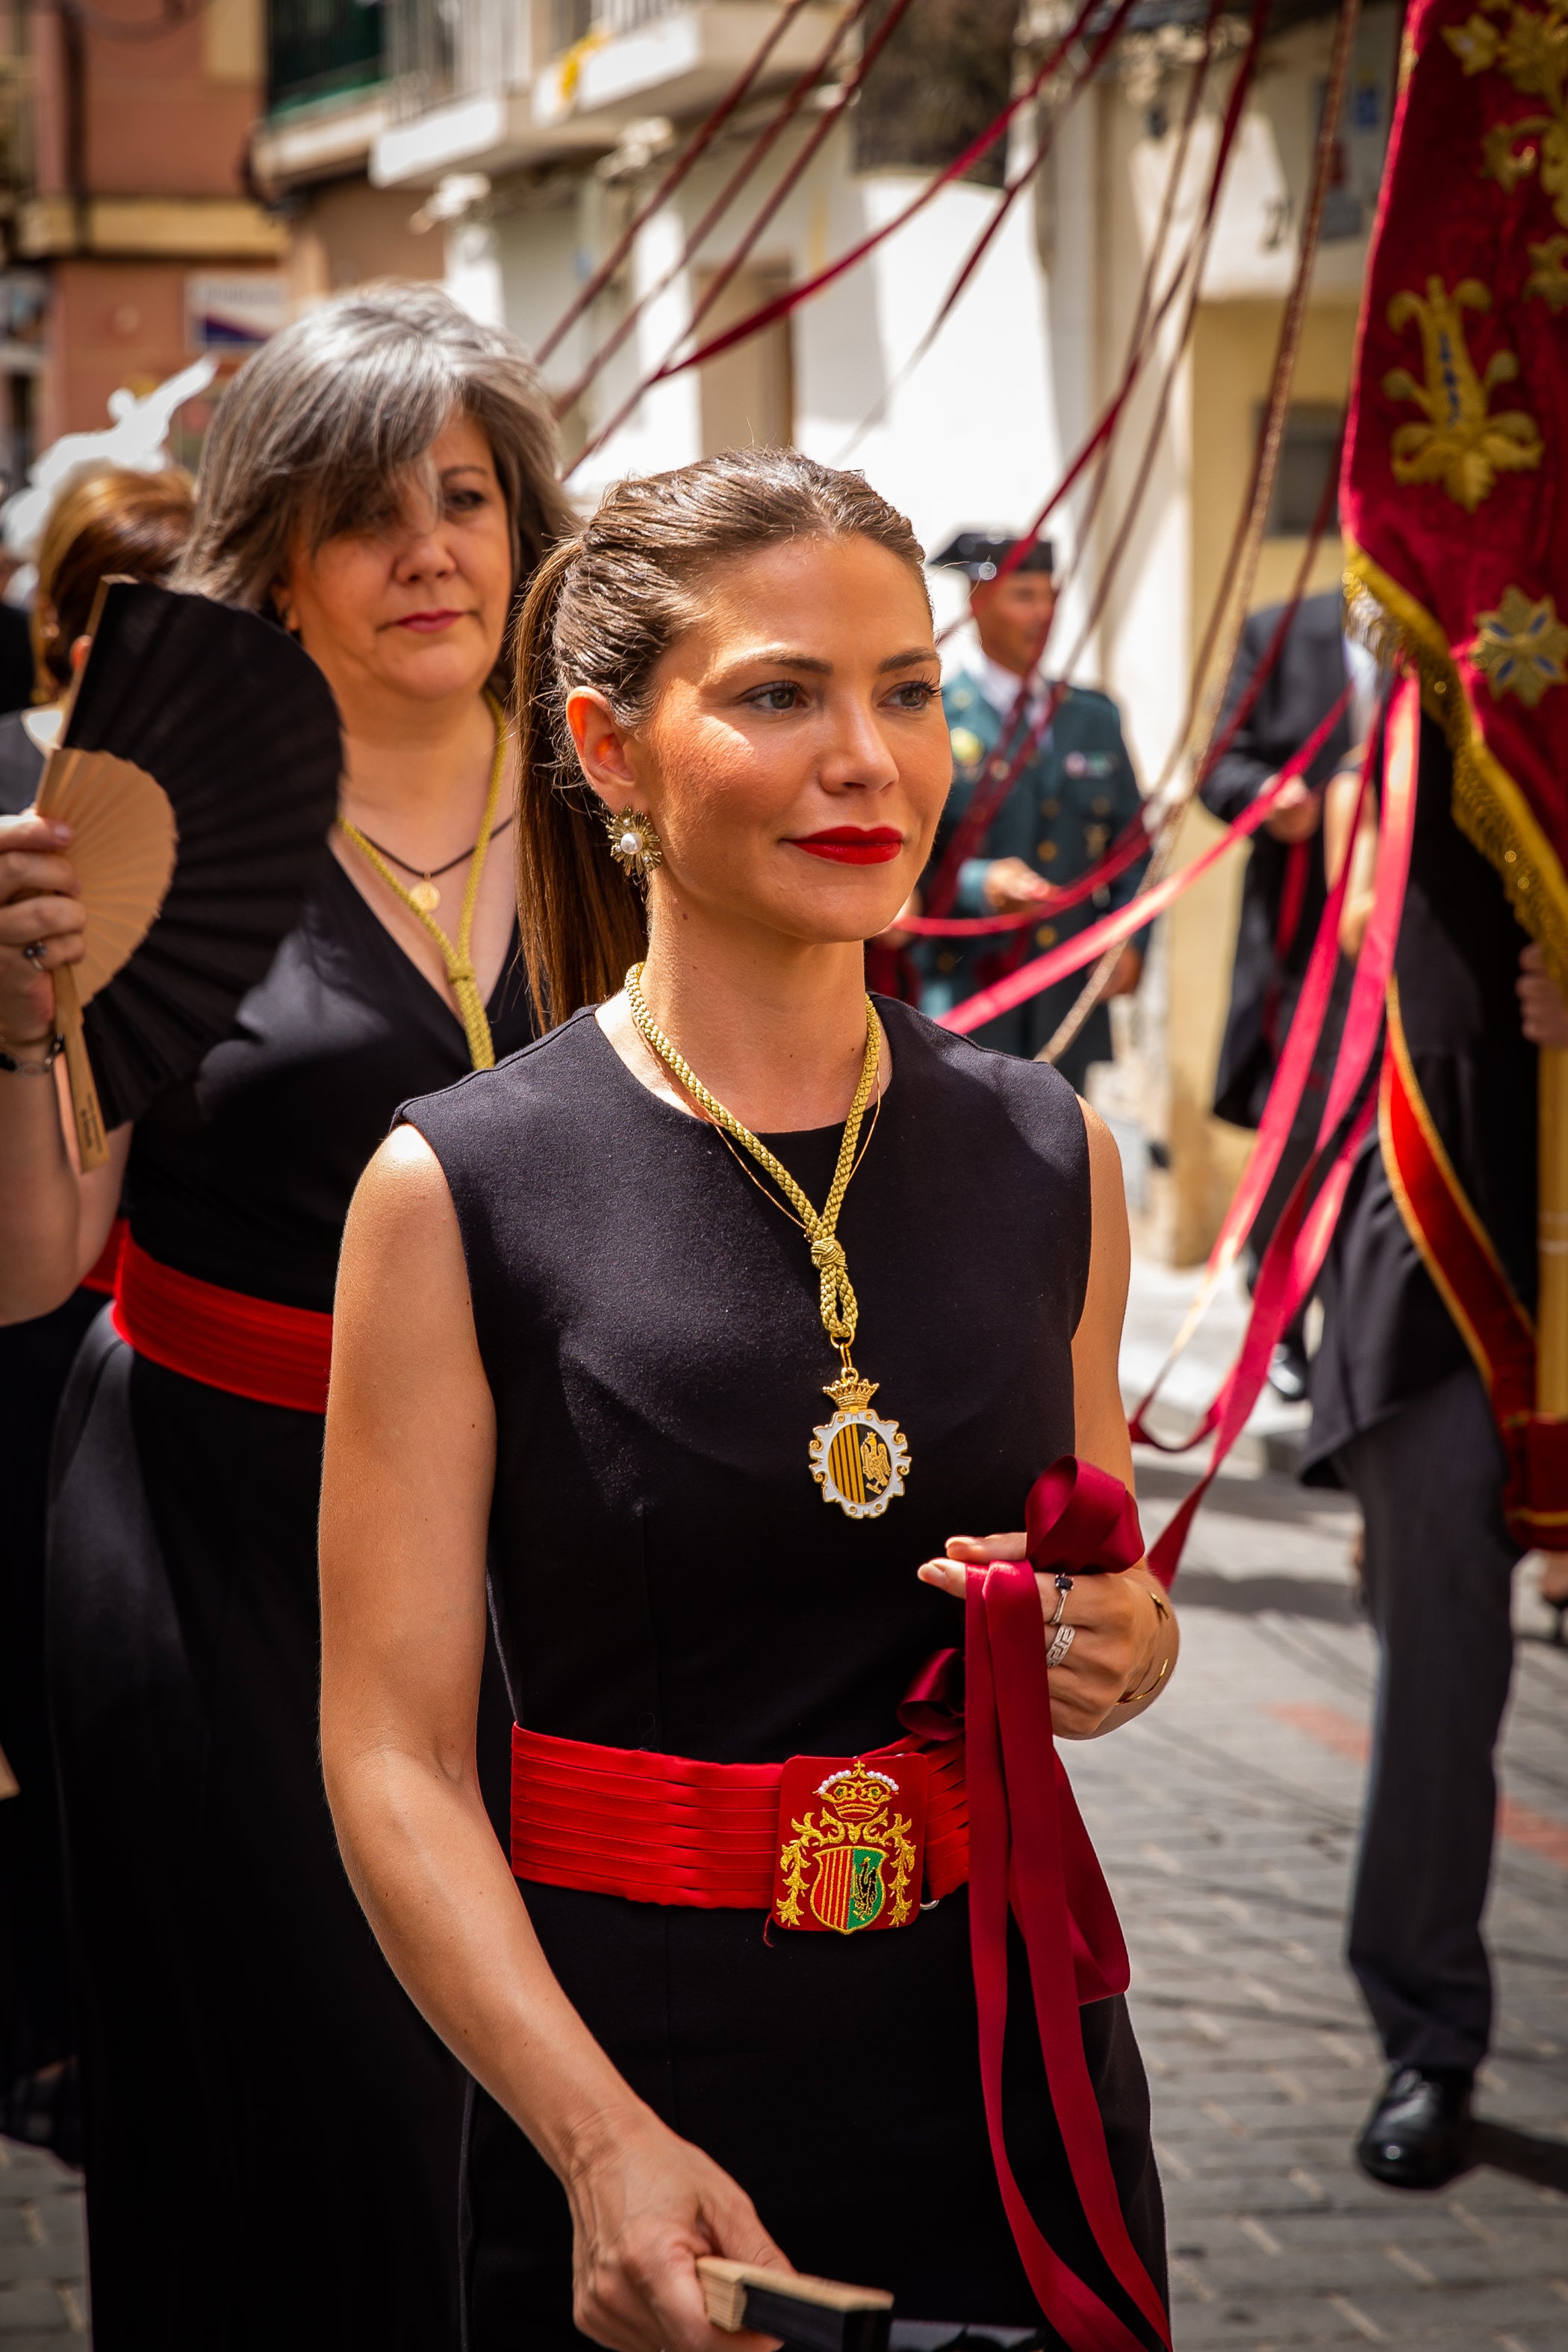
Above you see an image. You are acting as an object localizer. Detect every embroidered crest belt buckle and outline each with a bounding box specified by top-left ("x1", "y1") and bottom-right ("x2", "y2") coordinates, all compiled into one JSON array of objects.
[{"x1": 771, "y1": 1754, "x2": 930, "y2": 1935}]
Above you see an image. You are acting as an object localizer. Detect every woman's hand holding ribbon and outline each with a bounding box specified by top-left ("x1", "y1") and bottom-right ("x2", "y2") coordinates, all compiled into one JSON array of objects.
[{"x1": 916, "y1": 1535, "x2": 1176, "y2": 1738}]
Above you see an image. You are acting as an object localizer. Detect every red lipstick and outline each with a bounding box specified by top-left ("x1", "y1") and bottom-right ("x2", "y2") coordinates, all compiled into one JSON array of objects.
[
  {"x1": 790, "y1": 826, "x2": 904, "y2": 865},
  {"x1": 396, "y1": 609, "x2": 467, "y2": 633}
]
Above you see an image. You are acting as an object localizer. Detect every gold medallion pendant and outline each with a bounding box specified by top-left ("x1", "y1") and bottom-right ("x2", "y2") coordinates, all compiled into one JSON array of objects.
[
  {"x1": 625, "y1": 965, "x2": 910, "y2": 1516},
  {"x1": 810, "y1": 1361, "x2": 910, "y2": 1521}
]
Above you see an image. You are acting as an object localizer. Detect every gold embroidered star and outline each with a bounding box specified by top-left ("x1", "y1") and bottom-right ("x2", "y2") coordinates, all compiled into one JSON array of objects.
[{"x1": 1472, "y1": 585, "x2": 1568, "y2": 708}]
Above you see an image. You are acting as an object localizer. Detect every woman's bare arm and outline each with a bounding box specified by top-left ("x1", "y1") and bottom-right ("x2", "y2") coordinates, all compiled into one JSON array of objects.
[
  {"x1": 320, "y1": 1130, "x2": 786, "y2": 2352},
  {"x1": 918, "y1": 1101, "x2": 1177, "y2": 1736},
  {"x1": 0, "y1": 812, "x2": 130, "y2": 1322}
]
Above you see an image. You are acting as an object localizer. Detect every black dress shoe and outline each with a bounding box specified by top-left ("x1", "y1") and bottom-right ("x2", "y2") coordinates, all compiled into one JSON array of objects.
[
  {"x1": 1355, "y1": 2065, "x2": 1475, "y2": 2188},
  {"x1": 1266, "y1": 1338, "x2": 1310, "y2": 1401}
]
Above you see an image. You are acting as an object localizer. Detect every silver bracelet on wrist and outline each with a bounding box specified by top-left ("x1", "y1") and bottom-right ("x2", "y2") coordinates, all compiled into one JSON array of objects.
[{"x1": 0, "y1": 1032, "x2": 65, "y2": 1076}]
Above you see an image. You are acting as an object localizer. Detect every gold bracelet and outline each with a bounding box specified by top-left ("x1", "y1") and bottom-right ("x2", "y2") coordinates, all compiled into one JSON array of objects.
[
  {"x1": 1117, "y1": 1584, "x2": 1174, "y2": 1706},
  {"x1": 1117, "y1": 1652, "x2": 1172, "y2": 1706}
]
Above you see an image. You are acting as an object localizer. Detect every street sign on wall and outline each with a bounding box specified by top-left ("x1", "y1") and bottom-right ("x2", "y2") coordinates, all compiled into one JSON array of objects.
[{"x1": 185, "y1": 273, "x2": 287, "y2": 353}]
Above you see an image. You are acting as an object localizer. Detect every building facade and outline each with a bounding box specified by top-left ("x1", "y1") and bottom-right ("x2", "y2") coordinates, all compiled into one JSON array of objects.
[{"x1": 0, "y1": 0, "x2": 288, "y2": 483}]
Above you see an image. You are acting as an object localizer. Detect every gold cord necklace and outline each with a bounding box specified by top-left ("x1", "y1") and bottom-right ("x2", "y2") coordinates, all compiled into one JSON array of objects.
[
  {"x1": 337, "y1": 691, "x2": 507, "y2": 1071},
  {"x1": 626, "y1": 962, "x2": 909, "y2": 1519}
]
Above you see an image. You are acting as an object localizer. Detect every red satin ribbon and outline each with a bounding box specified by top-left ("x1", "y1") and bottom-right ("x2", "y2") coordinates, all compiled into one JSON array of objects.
[
  {"x1": 1129, "y1": 724, "x2": 1375, "y2": 1449},
  {"x1": 900, "y1": 811, "x2": 1153, "y2": 938},
  {"x1": 1379, "y1": 981, "x2": 1568, "y2": 1542},
  {"x1": 1145, "y1": 676, "x2": 1420, "y2": 1583},
  {"x1": 508, "y1": 1455, "x2": 1167, "y2": 2352},
  {"x1": 112, "y1": 1234, "x2": 333, "y2": 1414},
  {"x1": 936, "y1": 685, "x2": 1354, "y2": 1037},
  {"x1": 963, "y1": 1453, "x2": 1169, "y2": 2351}
]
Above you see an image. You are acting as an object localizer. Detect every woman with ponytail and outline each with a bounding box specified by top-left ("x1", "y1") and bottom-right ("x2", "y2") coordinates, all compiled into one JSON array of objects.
[{"x1": 321, "y1": 450, "x2": 1177, "y2": 2351}]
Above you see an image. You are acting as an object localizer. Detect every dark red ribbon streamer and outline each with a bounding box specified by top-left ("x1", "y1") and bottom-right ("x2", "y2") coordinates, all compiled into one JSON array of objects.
[
  {"x1": 935, "y1": 685, "x2": 1354, "y2": 1036},
  {"x1": 1143, "y1": 677, "x2": 1421, "y2": 1584},
  {"x1": 965, "y1": 1455, "x2": 1170, "y2": 2351}
]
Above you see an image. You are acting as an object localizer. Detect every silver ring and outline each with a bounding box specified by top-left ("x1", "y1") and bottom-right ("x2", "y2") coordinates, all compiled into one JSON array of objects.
[
  {"x1": 1046, "y1": 1623, "x2": 1075, "y2": 1669},
  {"x1": 22, "y1": 941, "x2": 45, "y2": 965},
  {"x1": 1048, "y1": 1587, "x2": 1070, "y2": 1627}
]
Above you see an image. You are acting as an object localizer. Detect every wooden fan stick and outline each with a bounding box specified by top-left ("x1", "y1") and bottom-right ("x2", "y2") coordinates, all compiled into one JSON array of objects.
[
  {"x1": 696, "y1": 2258, "x2": 893, "y2": 2352},
  {"x1": 49, "y1": 959, "x2": 108, "y2": 1170},
  {"x1": 34, "y1": 579, "x2": 142, "y2": 1175}
]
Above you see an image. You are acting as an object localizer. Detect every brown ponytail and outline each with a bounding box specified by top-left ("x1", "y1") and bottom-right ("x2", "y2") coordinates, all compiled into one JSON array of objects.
[
  {"x1": 511, "y1": 447, "x2": 930, "y2": 1027},
  {"x1": 513, "y1": 539, "x2": 648, "y2": 1027}
]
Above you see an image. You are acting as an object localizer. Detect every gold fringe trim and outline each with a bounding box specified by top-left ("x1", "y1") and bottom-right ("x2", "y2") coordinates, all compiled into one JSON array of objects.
[{"x1": 1343, "y1": 537, "x2": 1568, "y2": 986}]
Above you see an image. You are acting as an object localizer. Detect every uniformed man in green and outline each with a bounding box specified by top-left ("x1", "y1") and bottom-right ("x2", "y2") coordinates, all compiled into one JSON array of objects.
[{"x1": 915, "y1": 532, "x2": 1148, "y2": 1090}]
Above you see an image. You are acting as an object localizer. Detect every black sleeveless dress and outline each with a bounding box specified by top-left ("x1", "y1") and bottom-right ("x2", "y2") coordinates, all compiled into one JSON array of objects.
[
  {"x1": 404, "y1": 999, "x2": 1166, "y2": 2346},
  {"x1": 47, "y1": 856, "x2": 534, "y2": 2351}
]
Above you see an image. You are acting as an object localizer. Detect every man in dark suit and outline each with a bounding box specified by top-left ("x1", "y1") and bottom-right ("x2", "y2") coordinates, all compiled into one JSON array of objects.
[
  {"x1": 915, "y1": 531, "x2": 1148, "y2": 1092},
  {"x1": 1202, "y1": 589, "x2": 1377, "y2": 1391}
]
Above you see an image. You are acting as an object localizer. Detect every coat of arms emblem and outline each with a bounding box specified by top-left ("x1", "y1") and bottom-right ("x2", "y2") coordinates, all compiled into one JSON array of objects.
[
  {"x1": 809, "y1": 1367, "x2": 910, "y2": 1520},
  {"x1": 771, "y1": 1755, "x2": 929, "y2": 1935}
]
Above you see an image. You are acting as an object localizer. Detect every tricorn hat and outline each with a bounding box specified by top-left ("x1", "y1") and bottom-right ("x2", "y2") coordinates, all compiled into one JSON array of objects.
[{"x1": 930, "y1": 529, "x2": 1054, "y2": 582}]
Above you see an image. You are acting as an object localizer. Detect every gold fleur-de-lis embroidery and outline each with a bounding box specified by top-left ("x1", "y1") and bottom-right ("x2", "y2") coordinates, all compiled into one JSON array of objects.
[
  {"x1": 1472, "y1": 585, "x2": 1568, "y2": 705},
  {"x1": 1383, "y1": 277, "x2": 1543, "y2": 509},
  {"x1": 1525, "y1": 230, "x2": 1568, "y2": 302},
  {"x1": 1446, "y1": 0, "x2": 1568, "y2": 227}
]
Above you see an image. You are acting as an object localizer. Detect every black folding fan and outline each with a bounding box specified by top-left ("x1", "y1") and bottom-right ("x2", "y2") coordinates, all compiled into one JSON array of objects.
[{"x1": 34, "y1": 579, "x2": 342, "y2": 1161}]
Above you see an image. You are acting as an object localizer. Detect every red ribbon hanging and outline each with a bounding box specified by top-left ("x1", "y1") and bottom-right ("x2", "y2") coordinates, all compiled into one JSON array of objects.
[
  {"x1": 1129, "y1": 722, "x2": 1376, "y2": 1448},
  {"x1": 965, "y1": 1455, "x2": 1170, "y2": 2352},
  {"x1": 1145, "y1": 676, "x2": 1422, "y2": 1584},
  {"x1": 935, "y1": 685, "x2": 1354, "y2": 1036}
]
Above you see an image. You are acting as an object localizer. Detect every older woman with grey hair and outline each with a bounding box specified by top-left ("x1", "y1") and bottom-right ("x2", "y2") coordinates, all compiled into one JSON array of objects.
[{"x1": 0, "y1": 281, "x2": 570, "y2": 2349}]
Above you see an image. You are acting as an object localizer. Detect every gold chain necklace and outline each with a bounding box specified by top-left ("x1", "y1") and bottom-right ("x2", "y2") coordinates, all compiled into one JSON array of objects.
[
  {"x1": 626, "y1": 962, "x2": 909, "y2": 1519},
  {"x1": 337, "y1": 692, "x2": 507, "y2": 1071}
]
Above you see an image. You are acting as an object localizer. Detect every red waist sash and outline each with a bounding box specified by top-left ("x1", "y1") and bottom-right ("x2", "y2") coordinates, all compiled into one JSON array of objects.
[
  {"x1": 512, "y1": 1727, "x2": 974, "y2": 1911},
  {"x1": 112, "y1": 1235, "x2": 333, "y2": 1414},
  {"x1": 81, "y1": 1218, "x2": 128, "y2": 1297},
  {"x1": 509, "y1": 1458, "x2": 1171, "y2": 2352}
]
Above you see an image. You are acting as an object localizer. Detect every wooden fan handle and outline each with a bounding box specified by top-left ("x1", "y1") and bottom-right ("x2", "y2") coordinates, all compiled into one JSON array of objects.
[{"x1": 51, "y1": 963, "x2": 109, "y2": 1171}]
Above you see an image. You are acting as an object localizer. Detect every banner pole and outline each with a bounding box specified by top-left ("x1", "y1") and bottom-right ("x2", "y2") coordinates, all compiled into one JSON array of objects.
[{"x1": 1538, "y1": 1050, "x2": 1568, "y2": 1416}]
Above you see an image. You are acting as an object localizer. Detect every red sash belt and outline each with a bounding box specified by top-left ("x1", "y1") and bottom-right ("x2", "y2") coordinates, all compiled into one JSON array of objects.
[
  {"x1": 510, "y1": 1459, "x2": 1171, "y2": 2352},
  {"x1": 81, "y1": 1218, "x2": 128, "y2": 1297},
  {"x1": 111, "y1": 1235, "x2": 333, "y2": 1414},
  {"x1": 511, "y1": 1728, "x2": 971, "y2": 1911}
]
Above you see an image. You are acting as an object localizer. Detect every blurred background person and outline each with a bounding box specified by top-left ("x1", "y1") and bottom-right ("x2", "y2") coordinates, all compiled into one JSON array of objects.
[
  {"x1": 0, "y1": 284, "x2": 567, "y2": 2349},
  {"x1": 1304, "y1": 718, "x2": 1567, "y2": 2188},
  {"x1": 1201, "y1": 588, "x2": 1379, "y2": 1397},
  {"x1": 0, "y1": 461, "x2": 193, "y2": 2168},
  {"x1": 914, "y1": 532, "x2": 1148, "y2": 1092}
]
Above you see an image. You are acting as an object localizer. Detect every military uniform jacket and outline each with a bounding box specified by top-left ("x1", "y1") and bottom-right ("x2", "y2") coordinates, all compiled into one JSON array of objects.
[{"x1": 916, "y1": 669, "x2": 1148, "y2": 1082}]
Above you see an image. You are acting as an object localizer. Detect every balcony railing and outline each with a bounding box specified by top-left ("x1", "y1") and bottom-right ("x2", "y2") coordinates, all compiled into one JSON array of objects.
[
  {"x1": 268, "y1": 0, "x2": 387, "y2": 112},
  {"x1": 382, "y1": 0, "x2": 767, "y2": 121}
]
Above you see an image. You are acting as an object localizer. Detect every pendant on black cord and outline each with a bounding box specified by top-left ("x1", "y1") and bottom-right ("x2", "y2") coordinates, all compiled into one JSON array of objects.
[{"x1": 809, "y1": 1360, "x2": 909, "y2": 1519}]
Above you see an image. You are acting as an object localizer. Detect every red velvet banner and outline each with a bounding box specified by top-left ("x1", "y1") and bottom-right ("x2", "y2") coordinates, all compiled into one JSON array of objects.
[{"x1": 1343, "y1": 0, "x2": 1568, "y2": 965}]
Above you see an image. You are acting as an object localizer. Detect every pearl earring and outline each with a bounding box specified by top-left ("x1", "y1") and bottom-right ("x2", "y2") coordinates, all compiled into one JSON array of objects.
[{"x1": 603, "y1": 804, "x2": 663, "y2": 883}]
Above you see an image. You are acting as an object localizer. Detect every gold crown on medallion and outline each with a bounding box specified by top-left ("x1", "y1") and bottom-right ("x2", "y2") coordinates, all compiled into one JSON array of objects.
[
  {"x1": 814, "y1": 1759, "x2": 899, "y2": 1822},
  {"x1": 822, "y1": 1366, "x2": 879, "y2": 1413}
]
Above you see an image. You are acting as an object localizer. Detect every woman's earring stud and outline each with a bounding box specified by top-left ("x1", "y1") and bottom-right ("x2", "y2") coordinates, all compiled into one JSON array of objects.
[{"x1": 604, "y1": 805, "x2": 663, "y2": 882}]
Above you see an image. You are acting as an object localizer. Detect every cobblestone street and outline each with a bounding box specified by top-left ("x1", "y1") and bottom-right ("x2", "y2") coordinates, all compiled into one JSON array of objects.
[{"x1": 3, "y1": 1265, "x2": 1566, "y2": 2348}]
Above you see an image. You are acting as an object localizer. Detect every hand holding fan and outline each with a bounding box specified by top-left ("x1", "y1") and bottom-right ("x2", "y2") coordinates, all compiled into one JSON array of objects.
[{"x1": 32, "y1": 580, "x2": 342, "y2": 1165}]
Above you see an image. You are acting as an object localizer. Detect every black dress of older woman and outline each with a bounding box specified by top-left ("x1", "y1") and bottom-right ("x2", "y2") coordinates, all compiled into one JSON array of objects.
[
  {"x1": 48, "y1": 865, "x2": 532, "y2": 2350},
  {"x1": 0, "y1": 713, "x2": 93, "y2": 2161}
]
